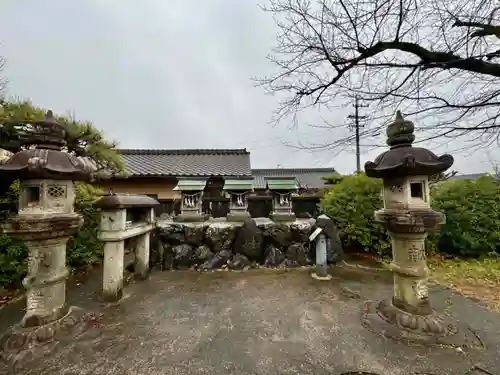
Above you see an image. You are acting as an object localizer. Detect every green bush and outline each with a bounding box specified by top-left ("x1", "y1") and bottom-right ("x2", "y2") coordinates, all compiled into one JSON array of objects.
[
  {"x1": 0, "y1": 182, "x2": 103, "y2": 289},
  {"x1": 430, "y1": 175, "x2": 500, "y2": 258},
  {"x1": 320, "y1": 173, "x2": 391, "y2": 256},
  {"x1": 320, "y1": 172, "x2": 499, "y2": 259}
]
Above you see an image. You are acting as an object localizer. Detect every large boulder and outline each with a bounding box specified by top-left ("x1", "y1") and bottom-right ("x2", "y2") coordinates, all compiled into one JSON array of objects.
[
  {"x1": 263, "y1": 244, "x2": 285, "y2": 268},
  {"x1": 171, "y1": 244, "x2": 194, "y2": 268},
  {"x1": 290, "y1": 219, "x2": 316, "y2": 243},
  {"x1": 228, "y1": 253, "x2": 252, "y2": 270},
  {"x1": 183, "y1": 223, "x2": 208, "y2": 246},
  {"x1": 285, "y1": 243, "x2": 310, "y2": 266},
  {"x1": 205, "y1": 222, "x2": 238, "y2": 251},
  {"x1": 263, "y1": 223, "x2": 293, "y2": 248},
  {"x1": 199, "y1": 249, "x2": 232, "y2": 271},
  {"x1": 157, "y1": 223, "x2": 185, "y2": 245},
  {"x1": 190, "y1": 244, "x2": 214, "y2": 266},
  {"x1": 161, "y1": 244, "x2": 174, "y2": 271},
  {"x1": 312, "y1": 214, "x2": 344, "y2": 264},
  {"x1": 232, "y1": 219, "x2": 264, "y2": 260}
]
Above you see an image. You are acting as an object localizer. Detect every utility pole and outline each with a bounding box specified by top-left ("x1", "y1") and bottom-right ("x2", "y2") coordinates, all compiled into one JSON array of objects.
[{"x1": 347, "y1": 96, "x2": 368, "y2": 173}]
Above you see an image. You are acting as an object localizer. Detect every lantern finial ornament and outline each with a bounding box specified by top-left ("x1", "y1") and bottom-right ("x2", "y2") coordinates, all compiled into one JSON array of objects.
[{"x1": 386, "y1": 110, "x2": 415, "y2": 148}]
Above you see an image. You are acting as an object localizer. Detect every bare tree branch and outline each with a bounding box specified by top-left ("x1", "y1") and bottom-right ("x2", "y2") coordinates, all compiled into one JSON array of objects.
[{"x1": 258, "y1": 0, "x2": 500, "y2": 151}]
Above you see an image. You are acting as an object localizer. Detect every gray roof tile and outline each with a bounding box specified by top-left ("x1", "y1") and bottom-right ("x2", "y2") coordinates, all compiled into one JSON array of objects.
[
  {"x1": 118, "y1": 149, "x2": 251, "y2": 177},
  {"x1": 251, "y1": 168, "x2": 338, "y2": 189}
]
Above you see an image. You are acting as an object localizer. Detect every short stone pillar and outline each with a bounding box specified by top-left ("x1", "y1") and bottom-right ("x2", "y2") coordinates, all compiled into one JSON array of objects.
[
  {"x1": 0, "y1": 111, "x2": 95, "y2": 361},
  {"x1": 94, "y1": 194, "x2": 159, "y2": 302},
  {"x1": 362, "y1": 111, "x2": 480, "y2": 348},
  {"x1": 173, "y1": 178, "x2": 209, "y2": 222},
  {"x1": 223, "y1": 178, "x2": 253, "y2": 221},
  {"x1": 266, "y1": 177, "x2": 297, "y2": 222}
]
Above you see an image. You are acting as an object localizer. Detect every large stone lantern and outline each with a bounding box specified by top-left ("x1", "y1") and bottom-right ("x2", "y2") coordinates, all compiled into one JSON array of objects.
[
  {"x1": 362, "y1": 111, "x2": 479, "y2": 347},
  {"x1": 0, "y1": 111, "x2": 95, "y2": 362}
]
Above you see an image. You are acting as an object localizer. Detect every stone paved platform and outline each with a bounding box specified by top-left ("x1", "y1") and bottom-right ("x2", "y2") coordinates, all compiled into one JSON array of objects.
[{"x1": 1, "y1": 266, "x2": 500, "y2": 375}]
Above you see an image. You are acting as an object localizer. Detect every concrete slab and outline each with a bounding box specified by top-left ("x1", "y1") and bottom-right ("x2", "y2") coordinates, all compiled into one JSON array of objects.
[{"x1": 1, "y1": 266, "x2": 500, "y2": 375}]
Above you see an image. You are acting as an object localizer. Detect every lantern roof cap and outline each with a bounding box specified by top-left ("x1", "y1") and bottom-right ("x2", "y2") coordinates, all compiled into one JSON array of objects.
[{"x1": 364, "y1": 111, "x2": 454, "y2": 178}]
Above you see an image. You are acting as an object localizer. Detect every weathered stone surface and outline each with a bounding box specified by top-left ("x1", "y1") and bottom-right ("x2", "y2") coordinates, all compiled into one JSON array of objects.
[
  {"x1": 199, "y1": 250, "x2": 232, "y2": 271},
  {"x1": 205, "y1": 222, "x2": 238, "y2": 251},
  {"x1": 171, "y1": 244, "x2": 194, "y2": 268},
  {"x1": 183, "y1": 223, "x2": 207, "y2": 246},
  {"x1": 161, "y1": 244, "x2": 174, "y2": 271},
  {"x1": 264, "y1": 245, "x2": 285, "y2": 268},
  {"x1": 232, "y1": 219, "x2": 263, "y2": 260},
  {"x1": 190, "y1": 245, "x2": 213, "y2": 265},
  {"x1": 228, "y1": 253, "x2": 252, "y2": 270},
  {"x1": 263, "y1": 223, "x2": 292, "y2": 248},
  {"x1": 290, "y1": 218, "x2": 315, "y2": 243},
  {"x1": 312, "y1": 214, "x2": 344, "y2": 263},
  {"x1": 326, "y1": 231, "x2": 344, "y2": 263},
  {"x1": 158, "y1": 223, "x2": 185, "y2": 245},
  {"x1": 285, "y1": 243, "x2": 310, "y2": 266},
  {"x1": 157, "y1": 219, "x2": 333, "y2": 271}
]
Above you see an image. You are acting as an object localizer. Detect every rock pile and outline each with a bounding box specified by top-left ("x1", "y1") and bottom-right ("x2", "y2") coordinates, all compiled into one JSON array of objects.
[{"x1": 153, "y1": 217, "x2": 343, "y2": 271}]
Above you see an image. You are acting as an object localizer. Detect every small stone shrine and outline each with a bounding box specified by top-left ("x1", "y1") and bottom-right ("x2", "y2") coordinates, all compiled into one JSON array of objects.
[
  {"x1": 266, "y1": 177, "x2": 297, "y2": 222},
  {"x1": 173, "y1": 178, "x2": 209, "y2": 222},
  {"x1": 223, "y1": 178, "x2": 253, "y2": 221},
  {"x1": 362, "y1": 111, "x2": 481, "y2": 348},
  {"x1": 94, "y1": 194, "x2": 159, "y2": 301},
  {"x1": 0, "y1": 111, "x2": 95, "y2": 363}
]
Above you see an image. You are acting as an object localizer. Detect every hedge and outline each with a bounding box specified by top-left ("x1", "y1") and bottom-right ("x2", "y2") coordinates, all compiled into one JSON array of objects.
[
  {"x1": 320, "y1": 173, "x2": 500, "y2": 258},
  {"x1": 0, "y1": 182, "x2": 103, "y2": 288}
]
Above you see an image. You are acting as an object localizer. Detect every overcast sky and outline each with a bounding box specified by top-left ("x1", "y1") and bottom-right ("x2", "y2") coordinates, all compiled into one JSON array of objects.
[{"x1": 0, "y1": 0, "x2": 497, "y2": 174}]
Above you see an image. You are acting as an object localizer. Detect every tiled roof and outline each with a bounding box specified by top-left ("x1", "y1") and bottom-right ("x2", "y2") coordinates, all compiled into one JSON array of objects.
[
  {"x1": 118, "y1": 149, "x2": 252, "y2": 177},
  {"x1": 251, "y1": 168, "x2": 338, "y2": 189}
]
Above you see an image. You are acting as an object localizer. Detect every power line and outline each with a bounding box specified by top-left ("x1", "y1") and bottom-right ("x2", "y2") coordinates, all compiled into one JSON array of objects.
[{"x1": 347, "y1": 96, "x2": 369, "y2": 173}]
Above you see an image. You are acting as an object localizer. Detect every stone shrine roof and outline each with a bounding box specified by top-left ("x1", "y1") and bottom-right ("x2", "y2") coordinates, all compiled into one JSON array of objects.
[{"x1": 251, "y1": 168, "x2": 337, "y2": 189}]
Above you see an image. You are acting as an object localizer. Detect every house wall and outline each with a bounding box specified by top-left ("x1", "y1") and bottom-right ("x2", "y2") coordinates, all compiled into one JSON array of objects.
[{"x1": 100, "y1": 178, "x2": 180, "y2": 200}]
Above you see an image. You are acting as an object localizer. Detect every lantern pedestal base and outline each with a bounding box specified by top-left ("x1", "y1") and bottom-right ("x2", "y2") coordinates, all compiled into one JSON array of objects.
[
  {"x1": 362, "y1": 299, "x2": 483, "y2": 349},
  {"x1": 0, "y1": 306, "x2": 89, "y2": 367}
]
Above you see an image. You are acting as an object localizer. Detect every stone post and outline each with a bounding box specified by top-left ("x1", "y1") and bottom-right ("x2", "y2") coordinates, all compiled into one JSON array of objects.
[
  {"x1": 94, "y1": 194, "x2": 159, "y2": 302},
  {"x1": 102, "y1": 241, "x2": 125, "y2": 301},
  {"x1": 362, "y1": 110, "x2": 481, "y2": 348},
  {"x1": 134, "y1": 232, "x2": 150, "y2": 280}
]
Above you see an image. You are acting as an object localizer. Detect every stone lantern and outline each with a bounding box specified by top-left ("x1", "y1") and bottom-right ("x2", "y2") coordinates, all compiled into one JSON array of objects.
[
  {"x1": 362, "y1": 111, "x2": 479, "y2": 347},
  {"x1": 0, "y1": 111, "x2": 95, "y2": 360}
]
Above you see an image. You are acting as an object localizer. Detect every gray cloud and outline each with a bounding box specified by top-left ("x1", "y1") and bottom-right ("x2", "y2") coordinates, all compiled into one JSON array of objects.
[{"x1": 0, "y1": 0, "x2": 497, "y2": 174}]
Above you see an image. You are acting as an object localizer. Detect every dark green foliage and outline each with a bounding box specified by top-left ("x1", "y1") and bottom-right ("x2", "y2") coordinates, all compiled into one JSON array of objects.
[
  {"x1": 0, "y1": 233, "x2": 27, "y2": 288},
  {"x1": 430, "y1": 175, "x2": 499, "y2": 258},
  {"x1": 0, "y1": 99, "x2": 124, "y2": 175},
  {"x1": 320, "y1": 173, "x2": 392, "y2": 256},
  {"x1": 320, "y1": 173, "x2": 499, "y2": 258}
]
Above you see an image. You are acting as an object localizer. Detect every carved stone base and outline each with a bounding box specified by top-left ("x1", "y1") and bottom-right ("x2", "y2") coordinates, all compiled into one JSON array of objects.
[
  {"x1": 270, "y1": 213, "x2": 296, "y2": 222},
  {"x1": 0, "y1": 306, "x2": 89, "y2": 367},
  {"x1": 362, "y1": 299, "x2": 483, "y2": 349},
  {"x1": 226, "y1": 212, "x2": 251, "y2": 222},
  {"x1": 173, "y1": 213, "x2": 210, "y2": 223}
]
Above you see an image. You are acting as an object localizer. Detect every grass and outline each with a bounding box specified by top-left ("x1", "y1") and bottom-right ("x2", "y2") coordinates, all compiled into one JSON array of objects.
[
  {"x1": 428, "y1": 256, "x2": 500, "y2": 311},
  {"x1": 349, "y1": 251, "x2": 500, "y2": 311}
]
